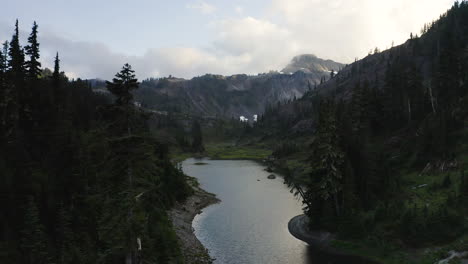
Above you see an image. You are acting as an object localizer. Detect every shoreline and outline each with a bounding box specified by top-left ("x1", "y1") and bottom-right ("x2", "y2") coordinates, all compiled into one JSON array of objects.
[
  {"x1": 288, "y1": 215, "x2": 382, "y2": 264},
  {"x1": 288, "y1": 214, "x2": 468, "y2": 264},
  {"x1": 168, "y1": 177, "x2": 220, "y2": 264}
]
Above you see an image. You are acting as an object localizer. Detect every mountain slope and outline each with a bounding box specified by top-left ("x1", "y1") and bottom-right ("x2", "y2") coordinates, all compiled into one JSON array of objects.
[
  {"x1": 281, "y1": 54, "x2": 343, "y2": 74},
  {"x1": 243, "y1": 3, "x2": 468, "y2": 261},
  {"x1": 131, "y1": 55, "x2": 344, "y2": 119}
]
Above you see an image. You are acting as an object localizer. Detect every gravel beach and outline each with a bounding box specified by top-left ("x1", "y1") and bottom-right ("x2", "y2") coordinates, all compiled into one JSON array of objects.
[{"x1": 168, "y1": 180, "x2": 220, "y2": 264}]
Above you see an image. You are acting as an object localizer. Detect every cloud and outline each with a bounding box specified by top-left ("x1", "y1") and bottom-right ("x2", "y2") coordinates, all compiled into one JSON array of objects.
[
  {"x1": 235, "y1": 6, "x2": 244, "y2": 15},
  {"x1": 0, "y1": 17, "x2": 294, "y2": 80},
  {"x1": 269, "y1": 0, "x2": 455, "y2": 62},
  {"x1": 0, "y1": 1, "x2": 456, "y2": 80},
  {"x1": 211, "y1": 17, "x2": 296, "y2": 73},
  {"x1": 186, "y1": 1, "x2": 216, "y2": 15}
]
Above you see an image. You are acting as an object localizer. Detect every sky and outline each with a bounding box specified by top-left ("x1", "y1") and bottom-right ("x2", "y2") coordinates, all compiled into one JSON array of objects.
[{"x1": 0, "y1": 0, "x2": 456, "y2": 80}]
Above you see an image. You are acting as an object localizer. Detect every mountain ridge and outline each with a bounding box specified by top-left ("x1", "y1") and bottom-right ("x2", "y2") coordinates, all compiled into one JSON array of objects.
[{"x1": 128, "y1": 54, "x2": 344, "y2": 119}]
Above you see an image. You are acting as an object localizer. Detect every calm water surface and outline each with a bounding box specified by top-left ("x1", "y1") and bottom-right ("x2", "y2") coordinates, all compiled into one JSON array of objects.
[{"x1": 182, "y1": 158, "x2": 372, "y2": 264}]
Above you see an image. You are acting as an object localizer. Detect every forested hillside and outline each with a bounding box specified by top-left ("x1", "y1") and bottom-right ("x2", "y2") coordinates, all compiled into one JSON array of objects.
[
  {"x1": 0, "y1": 21, "x2": 191, "y2": 264},
  {"x1": 249, "y1": 1, "x2": 468, "y2": 252},
  {"x1": 125, "y1": 55, "x2": 343, "y2": 120}
]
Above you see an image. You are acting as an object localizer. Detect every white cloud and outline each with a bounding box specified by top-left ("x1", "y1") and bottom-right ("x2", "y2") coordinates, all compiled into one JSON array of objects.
[
  {"x1": 0, "y1": 17, "x2": 295, "y2": 79},
  {"x1": 270, "y1": 0, "x2": 454, "y2": 62},
  {"x1": 211, "y1": 16, "x2": 296, "y2": 73},
  {"x1": 186, "y1": 1, "x2": 216, "y2": 15},
  {"x1": 235, "y1": 6, "x2": 244, "y2": 15},
  {"x1": 0, "y1": 0, "x2": 456, "y2": 80}
]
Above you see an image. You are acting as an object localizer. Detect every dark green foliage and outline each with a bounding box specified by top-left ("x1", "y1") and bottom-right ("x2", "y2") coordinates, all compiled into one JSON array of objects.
[
  {"x1": 106, "y1": 63, "x2": 139, "y2": 106},
  {"x1": 25, "y1": 22, "x2": 41, "y2": 79},
  {"x1": 272, "y1": 142, "x2": 298, "y2": 158},
  {"x1": 442, "y1": 174, "x2": 452, "y2": 188},
  {"x1": 8, "y1": 20, "x2": 26, "y2": 79},
  {"x1": 191, "y1": 120, "x2": 204, "y2": 152},
  {"x1": 253, "y1": 1, "x2": 468, "y2": 246},
  {"x1": 0, "y1": 22, "x2": 190, "y2": 264},
  {"x1": 20, "y1": 197, "x2": 49, "y2": 264},
  {"x1": 308, "y1": 99, "x2": 345, "y2": 217}
]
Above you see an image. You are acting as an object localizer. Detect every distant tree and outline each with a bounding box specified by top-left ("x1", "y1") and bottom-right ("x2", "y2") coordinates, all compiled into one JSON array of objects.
[
  {"x1": 52, "y1": 52, "x2": 60, "y2": 83},
  {"x1": 8, "y1": 20, "x2": 28, "y2": 131},
  {"x1": 8, "y1": 20, "x2": 26, "y2": 79},
  {"x1": 106, "y1": 63, "x2": 139, "y2": 106},
  {"x1": 191, "y1": 120, "x2": 204, "y2": 152},
  {"x1": 25, "y1": 22, "x2": 41, "y2": 79},
  {"x1": 0, "y1": 42, "x2": 7, "y2": 146}
]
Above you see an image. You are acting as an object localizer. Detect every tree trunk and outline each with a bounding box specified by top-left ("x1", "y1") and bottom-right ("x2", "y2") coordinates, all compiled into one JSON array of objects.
[
  {"x1": 407, "y1": 98, "x2": 412, "y2": 122},
  {"x1": 126, "y1": 253, "x2": 132, "y2": 264},
  {"x1": 333, "y1": 192, "x2": 340, "y2": 217},
  {"x1": 126, "y1": 105, "x2": 134, "y2": 264},
  {"x1": 428, "y1": 83, "x2": 436, "y2": 113}
]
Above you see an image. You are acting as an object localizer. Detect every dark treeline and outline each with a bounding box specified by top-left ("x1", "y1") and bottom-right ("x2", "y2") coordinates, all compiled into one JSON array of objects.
[
  {"x1": 256, "y1": 1, "x2": 468, "y2": 246},
  {"x1": 0, "y1": 21, "x2": 190, "y2": 263}
]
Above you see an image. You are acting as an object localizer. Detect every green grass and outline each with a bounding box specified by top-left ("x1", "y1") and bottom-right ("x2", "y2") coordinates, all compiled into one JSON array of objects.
[
  {"x1": 169, "y1": 150, "x2": 193, "y2": 164},
  {"x1": 331, "y1": 233, "x2": 468, "y2": 264},
  {"x1": 204, "y1": 142, "x2": 272, "y2": 160},
  {"x1": 400, "y1": 170, "x2": 460, "y2": 209}
]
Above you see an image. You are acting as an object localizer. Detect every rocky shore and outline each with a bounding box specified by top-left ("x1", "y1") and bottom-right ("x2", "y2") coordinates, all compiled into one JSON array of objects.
[
  {"x1": 288, "y1": 214, "x2": 336, "y2": 250},
  {"x1": 168, "y1": 179, "x2": 220, "y2": 264}
]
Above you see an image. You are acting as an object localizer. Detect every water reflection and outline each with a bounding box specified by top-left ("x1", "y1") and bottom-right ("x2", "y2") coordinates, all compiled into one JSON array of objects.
[{"x1": 184, "y1": 158, "x2": 376, "y2": 264}]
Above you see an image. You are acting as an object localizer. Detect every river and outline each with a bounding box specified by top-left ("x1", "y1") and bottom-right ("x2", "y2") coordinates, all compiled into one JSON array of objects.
[{"x1": 182, "y1": 158, "x2": 374, "y2": 264}]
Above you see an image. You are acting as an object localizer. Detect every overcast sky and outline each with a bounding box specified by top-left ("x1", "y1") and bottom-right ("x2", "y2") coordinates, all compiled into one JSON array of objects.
[{"x1": 0, "y1": 0, "x2": 455, "y2": 80}]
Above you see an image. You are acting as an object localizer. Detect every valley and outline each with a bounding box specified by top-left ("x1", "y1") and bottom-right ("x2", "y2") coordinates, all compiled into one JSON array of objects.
[{"x1": 1, "y1": 1, "x2": 468, "y2": 264}]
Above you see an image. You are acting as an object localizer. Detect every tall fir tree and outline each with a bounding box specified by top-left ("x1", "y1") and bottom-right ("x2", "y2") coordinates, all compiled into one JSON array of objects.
[
  {"x1": 51, "y1": 52, "x2": 61, "y2": 108},
  {"x1": 52, "y1": 52, "x2": 60, "y2": 84},
  {"x1": 308, "y1": 99, "x2": 345, "y2": 217},
  {"x1": 191, "y1": 120, "x2": 204, "y2": 152},
  {"x1": 8, "y1": 20, "x2": 28, "y2": 132},
  {"x1": 25, "y1": 22, "x2": 41, "y2": 80},
  {"x1": 106, "y1": 63, "x2": 139, "y2": 107},
  {"x1": 8, "y1": 20, "x2": 26, "y2": 78}
]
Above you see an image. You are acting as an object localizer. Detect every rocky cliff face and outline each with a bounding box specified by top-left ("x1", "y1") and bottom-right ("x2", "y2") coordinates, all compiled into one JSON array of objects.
[
  {"x1": 281, "y1": 54, "x2": 344, "y2": 74},
  {"x1": 130, "y1": 55, "x2": 343, "y2": 119}
]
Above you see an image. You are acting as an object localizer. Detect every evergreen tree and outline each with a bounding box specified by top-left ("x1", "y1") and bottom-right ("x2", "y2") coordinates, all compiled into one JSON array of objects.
[
  {"x1": 307, "y1": 99, "x2": 345, "y2": 217},
  {"x1": 0, "y1": 42, "x2": 7, "y2": 139},
  {"x1": 8, "y1": 20, "x2": 28, "y2": 132},
  {"x1": 106, "y1": 63, "x2": 139, "y2": 106},
  {"x1": 51, "y1": 52, "x2": 61, "y2": 108},
  {"x1": 102, "y1": 64, "x2": 165, "y2": 264},
  {"x1": 56, "y1": 204, "x2": 75, "y2": 264},
  {"x1": 20, "y1": 196, "x2": 49, "y2": 264},
  {"x1": 25, "y1": 22, "x2": 41, "y2": 79},
  {"x1": 8, "y1": 20, "x2": 26, "y2": 78},
  {"x1": 53, "y1": 52, "x2": 60, "y2": 84},
  {"x1": 191, "y1": 120, "x2": 204, "y2": 152}
]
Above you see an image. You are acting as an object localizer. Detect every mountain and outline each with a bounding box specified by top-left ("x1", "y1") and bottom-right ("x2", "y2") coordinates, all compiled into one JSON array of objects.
[
  {"x1": 130, "y1": 55, "x2": 344, "y2": 120},
  {"x1": 243, "y1": 2, "x2": 468, "y2": 260},
  {"x1": 281, "y1": 54, "x2": 344, "y2": 74}
]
